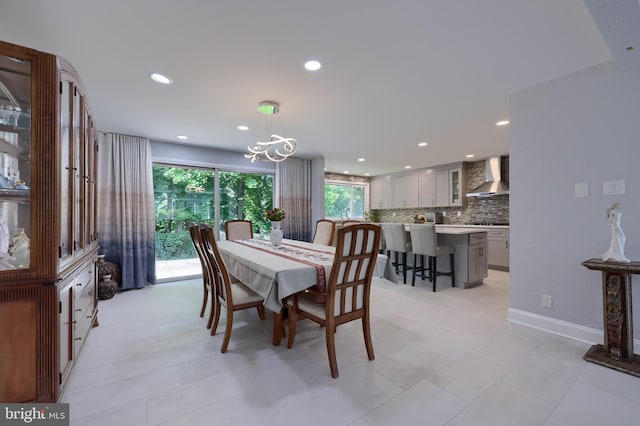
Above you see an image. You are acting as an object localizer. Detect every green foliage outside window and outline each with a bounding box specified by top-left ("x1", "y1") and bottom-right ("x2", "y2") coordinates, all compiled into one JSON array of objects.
[
  {"x1": 153, "y1": 165, "x2": 274, "y2": 260},
  {"x1": 325, "y1": 183, "x2": 365, "y2": 219}
]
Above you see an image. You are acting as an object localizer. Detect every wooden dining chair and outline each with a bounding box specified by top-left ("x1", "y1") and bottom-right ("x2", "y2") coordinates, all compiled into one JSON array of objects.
[
  {"x1": 287, "y1": 223, "x2": 381, "y2": 378},
  {"x1": 224, "y1": 219, "x2": 253, "y2": 240},
  {"x1": 312, "y1": 219, "x2": 336, "y2": 246},
  {"x1": 200, "y1": 225, "x2": 266, "y2": 352},
  {"x1": 189, "y1": 224, "x2": 215, "y2": 329},
  {"x1": 341, "y1": 220, "x2": 361, "y2": 227}
]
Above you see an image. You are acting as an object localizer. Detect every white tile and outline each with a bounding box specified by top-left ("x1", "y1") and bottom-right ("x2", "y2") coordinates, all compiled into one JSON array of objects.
[
  {"x1": 363, "y1": 380, "x2": 466, "y2": 425},
  {"x1": 59, "y1": 272, "x2": 640, "y2": 426},
  {"x1": 70, "y1": 399, "x2": 147, "y2": 426},
  {"x1": 500, "y1": 353, "x2": 582, "y2": 404},
  {"x1": 453, "y1": 380, "x2": 555, "y2": 426},
  {"x1": 575, "y1": 362, "x2": 640, "y2": 403},
  {"x1": 545, "y1": 379, "x2": 640, "y2": 425},
  {"x1": 428, "y1": 353, "x2": 513, "y2": 402}
]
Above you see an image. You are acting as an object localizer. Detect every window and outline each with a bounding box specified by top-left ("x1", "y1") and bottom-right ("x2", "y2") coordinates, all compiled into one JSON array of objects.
[
  {"x1": 218, "y1": 170, "x2": 274, "y2": 238},
  {"x1": 324, "y1": 182, "x2": 367, "y2": 219},
  {"x1": 153, "y1": 164, "x2": 274, "y2": 281}
]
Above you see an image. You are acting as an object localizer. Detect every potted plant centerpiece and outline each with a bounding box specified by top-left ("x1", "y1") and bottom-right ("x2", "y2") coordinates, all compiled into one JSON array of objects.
[{"x1": 265, "y1": 207, "x2": 285, "y2": 247}]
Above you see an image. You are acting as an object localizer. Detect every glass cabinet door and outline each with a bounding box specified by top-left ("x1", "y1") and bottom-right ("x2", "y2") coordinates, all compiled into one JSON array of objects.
[
  {"x1": 449, "y1": 168, "x2": 461, "y2": 206},
  {"x1": 0, "y1": 53, "x2": 31, "y2": 270}
]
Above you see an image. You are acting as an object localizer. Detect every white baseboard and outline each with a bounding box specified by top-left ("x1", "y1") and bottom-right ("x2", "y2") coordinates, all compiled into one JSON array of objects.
[{"x1": 507, "y1": 308, "x2": 640, "y2": 354}]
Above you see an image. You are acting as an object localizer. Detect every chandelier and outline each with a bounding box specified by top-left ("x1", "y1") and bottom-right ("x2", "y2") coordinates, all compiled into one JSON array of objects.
[{"x1": 245, "y1": 101, "x2": 297, "y2": 163}]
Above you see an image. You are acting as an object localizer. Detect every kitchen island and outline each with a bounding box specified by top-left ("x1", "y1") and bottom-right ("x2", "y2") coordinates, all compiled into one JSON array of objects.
[
  {"x1": 435, "y1": 227, "x2": 488, "y2": 288},
  {"x1": 386, "y1": 225, "x2": 488, "y2": 289}
]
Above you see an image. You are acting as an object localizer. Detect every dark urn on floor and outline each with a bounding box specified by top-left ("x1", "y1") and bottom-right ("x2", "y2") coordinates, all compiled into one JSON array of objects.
[
  {"x1": 99, "y1": 274, "x2": 118, "y2": 300},
  {"x1": 97, "y1": 254, "x2": 121, "y2": 287}
]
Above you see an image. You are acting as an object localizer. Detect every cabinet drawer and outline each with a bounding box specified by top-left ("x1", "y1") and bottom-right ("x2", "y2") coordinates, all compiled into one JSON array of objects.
[
  {"x1": 469, "y1": 233, "x2": 487, "y2": 244},
  {"x1": 74, "y1": 262, "x2": 93, "y2": 296},
  {"x1": 487, "y1": 229, "x2": 509, "y2": 238}
]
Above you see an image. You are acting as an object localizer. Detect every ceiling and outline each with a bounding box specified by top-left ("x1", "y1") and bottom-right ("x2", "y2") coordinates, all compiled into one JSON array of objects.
[{"x1": 0, "y1": 1, "x2": 625, "y2": 176}]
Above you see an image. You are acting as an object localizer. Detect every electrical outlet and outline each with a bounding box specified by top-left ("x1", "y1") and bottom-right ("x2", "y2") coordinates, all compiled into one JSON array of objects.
[
  {"x1": 541, "y1": 294, "x2": 553, "y2": 309},
  {"x1": 392, "y1": 212, "x2": 396, "y2": 217},
  {"x1": 457, "y1": 211, "x2": 462, "y2": 217}
]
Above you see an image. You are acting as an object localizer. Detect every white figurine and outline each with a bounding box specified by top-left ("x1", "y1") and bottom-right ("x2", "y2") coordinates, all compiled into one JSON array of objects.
[{"x1": 602, "y1": 202, "x2": 630, "y2": 263}]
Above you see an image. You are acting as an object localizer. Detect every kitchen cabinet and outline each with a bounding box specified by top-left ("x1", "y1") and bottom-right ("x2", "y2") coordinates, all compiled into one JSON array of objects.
[
  {"x1": 419, "y1": 169, "x2": 449, "y2": 207},
  {"x1": 487, "y1": 228, "x2": 509, "y2": 270},
  {"x1": 0, "y1": 40, "x2": 98, "y2": 403},
  {"x1": 418, "y1": 170, "x2": 436, "y2": 207},
  {"x1": 370, "y1": 177, "x2": 393, "y2": 209},
  {"x1": 468, "y1": 232, "x2": 488, "y2": 283},
  {"x1": 393, "y1": 174, "x2": 419, "y2": 208},
  {"x1": 437, "y1": 229, "x2": 488, "y2": 288},
  {"x1": 448, "y1": 166, "x2": 467, "y2": 207},
  {"x1": 434, "y1": 169, "x2": 450, "y2": 206}
]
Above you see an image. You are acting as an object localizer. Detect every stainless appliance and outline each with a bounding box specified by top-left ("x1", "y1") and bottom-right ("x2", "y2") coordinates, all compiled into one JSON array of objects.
[
  {"x1": 425, "y1": 212, "x2": 443, "y2": 224},
  {"x1": 466, "y1": 156, "x2": 510, "y2": 197}
]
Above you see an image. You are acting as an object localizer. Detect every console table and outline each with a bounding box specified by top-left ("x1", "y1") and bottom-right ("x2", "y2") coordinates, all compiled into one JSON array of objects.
[{"x1": 581, "y1": 258, "x2": 640, "y2": 377}]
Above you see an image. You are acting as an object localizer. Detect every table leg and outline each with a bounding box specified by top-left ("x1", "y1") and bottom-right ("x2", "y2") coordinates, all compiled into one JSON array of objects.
[{"x1": 272, "y1": 307, "x2": 288, "y2": 346}]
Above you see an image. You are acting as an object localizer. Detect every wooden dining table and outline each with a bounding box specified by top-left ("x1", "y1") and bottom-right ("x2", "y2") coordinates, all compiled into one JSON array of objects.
[{"x1": 216, "y1": 238, "x2": 389, "y2": 345}]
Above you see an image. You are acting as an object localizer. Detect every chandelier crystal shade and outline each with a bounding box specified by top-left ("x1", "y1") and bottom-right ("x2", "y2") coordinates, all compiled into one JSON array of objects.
[{"x1": 245, "y1": 101, "x2": 297, "y2": 163}]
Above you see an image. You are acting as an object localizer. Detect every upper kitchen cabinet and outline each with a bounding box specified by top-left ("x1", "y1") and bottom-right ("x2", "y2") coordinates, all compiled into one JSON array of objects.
[
  {"x1": 393, "y1": 174, "x2": 419, "y2": 208},
  {"x1": 370, "y1": 177, "x2": 393, "y2": 209},
  {"x1": 0, "y1": 40, "x2": 99, "y2": 403},
  {"x1": 419, "y1": 168, "x2": 449, "y2": 207},
  {"x1": 448, "y1": 164, "x2": 468, "y2": 207}
]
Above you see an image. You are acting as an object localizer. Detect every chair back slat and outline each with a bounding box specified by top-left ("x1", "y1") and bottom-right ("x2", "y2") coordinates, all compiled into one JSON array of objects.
[
  {"x1": 189, "y1": 224, "x2": 209, "y2": 281},
  {"x1": 200, "y1": 224, "x2": 233, "y2": 305},
  {"x1": 328, "y1": 224, "x2": 380, "y2": 317}
]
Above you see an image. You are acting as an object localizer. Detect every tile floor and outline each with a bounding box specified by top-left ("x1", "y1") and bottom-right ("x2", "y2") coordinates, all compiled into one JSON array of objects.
[{"x1": 61, "y1": 271, "x2": 640, "y2": 425}]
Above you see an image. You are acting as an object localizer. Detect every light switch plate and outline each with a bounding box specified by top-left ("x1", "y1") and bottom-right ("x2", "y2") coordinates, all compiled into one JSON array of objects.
[
  {"x1": 603, "y1": 180, "x2": 625, "y2": 195},
  {"x1": 575, "y1": 182, "x2": 588, "y2": 198}
]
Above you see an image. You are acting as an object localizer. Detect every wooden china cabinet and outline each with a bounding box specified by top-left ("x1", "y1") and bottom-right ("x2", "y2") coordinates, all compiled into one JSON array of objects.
[{"x1": 0, "y1": 40, "x2": 99, "y2": 402}]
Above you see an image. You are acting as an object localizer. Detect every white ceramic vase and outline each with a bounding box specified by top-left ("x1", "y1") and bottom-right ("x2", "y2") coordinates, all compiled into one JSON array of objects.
[{"x1": 269, "y1": 221, "x2": 283, "y2": 248}]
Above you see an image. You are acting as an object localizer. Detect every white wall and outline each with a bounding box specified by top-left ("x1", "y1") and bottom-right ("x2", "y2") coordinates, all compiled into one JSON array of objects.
[
  {"x1": 509, "y1": 60, "x2": 640, "y2": 343},
  {"x1": 151, "y1": 141, "x2": 276, "y2": 173}
]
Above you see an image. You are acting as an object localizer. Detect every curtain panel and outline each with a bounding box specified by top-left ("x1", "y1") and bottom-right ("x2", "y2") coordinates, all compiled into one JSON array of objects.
[
  {"x1": 97, "y1": 133, "x2": 156, "y2": 289},
  {"x1": 277, "y1": 158, "x2": 312, "y2": 241}
]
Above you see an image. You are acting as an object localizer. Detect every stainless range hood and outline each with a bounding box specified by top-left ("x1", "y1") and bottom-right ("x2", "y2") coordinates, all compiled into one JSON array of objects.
[{"x1": 466, "y1": 156, "x2": 509, "y2": 197}]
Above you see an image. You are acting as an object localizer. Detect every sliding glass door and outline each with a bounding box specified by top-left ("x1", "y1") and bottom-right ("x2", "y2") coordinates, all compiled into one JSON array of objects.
[{"x1": 153, "y1": 164, "x2": 274, "y2": 281}]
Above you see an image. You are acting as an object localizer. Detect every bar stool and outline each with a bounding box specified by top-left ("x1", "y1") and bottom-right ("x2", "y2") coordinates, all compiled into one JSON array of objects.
[
  {"x1": 409, "y1": 224, "x2": 455, "y2": 292},
  {"x1": 382, "y1": 223, "x2": 412, "y2": 284}
]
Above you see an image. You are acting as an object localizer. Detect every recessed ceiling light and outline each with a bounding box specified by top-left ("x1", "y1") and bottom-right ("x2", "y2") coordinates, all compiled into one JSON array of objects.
[
  {"x1": 149, "y1": 72, "x2": 173, "y2": 84},
  {"x1": 304, "y1": 60, "x2": 322, "y2": 71},
  {"x1": 365, "y1": 173, "x2": 370, "y2": 176},
  {"x1": 465, "y1": 154, "x2": 475, "y2": 158},
  {"x1": 404, "y1": 165, "x2": 412, "y2": 169},
  {"x1": 176, "y1": 135, "x2": 188, "y2": 140},
  {"x1": 357, "y1": 158, "x2": 366, "y2": 162},
  {"x1": 237, "y1": 125, "x2": 249, "y2": 131},
  {"x1": 343, "y1": 171, "x2": 350, "y2": 174},
  {"x1": 496, "y1": 120, "x2": 509, "y2": 126},
  {"x1": 418, "y1": 142, "x2": 428, "y2": 147}
]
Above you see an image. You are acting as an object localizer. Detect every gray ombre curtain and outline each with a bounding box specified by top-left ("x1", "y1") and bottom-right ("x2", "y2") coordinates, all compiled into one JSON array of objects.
[
  {"x1": 277, "y1": 157, "x2": 312, "y2": 241},
  {"x1": 97, "y1": 133, "x2": 156, "y2": 289}
]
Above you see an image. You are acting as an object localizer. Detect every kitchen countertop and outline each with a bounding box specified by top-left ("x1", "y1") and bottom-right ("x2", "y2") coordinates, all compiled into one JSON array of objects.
[
  {"x1": 400, "y1": 224, "x2": 488, "y2": 235},
  {"x1": 436, "y1": 224, "x2": 509, "y2": 229}
]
